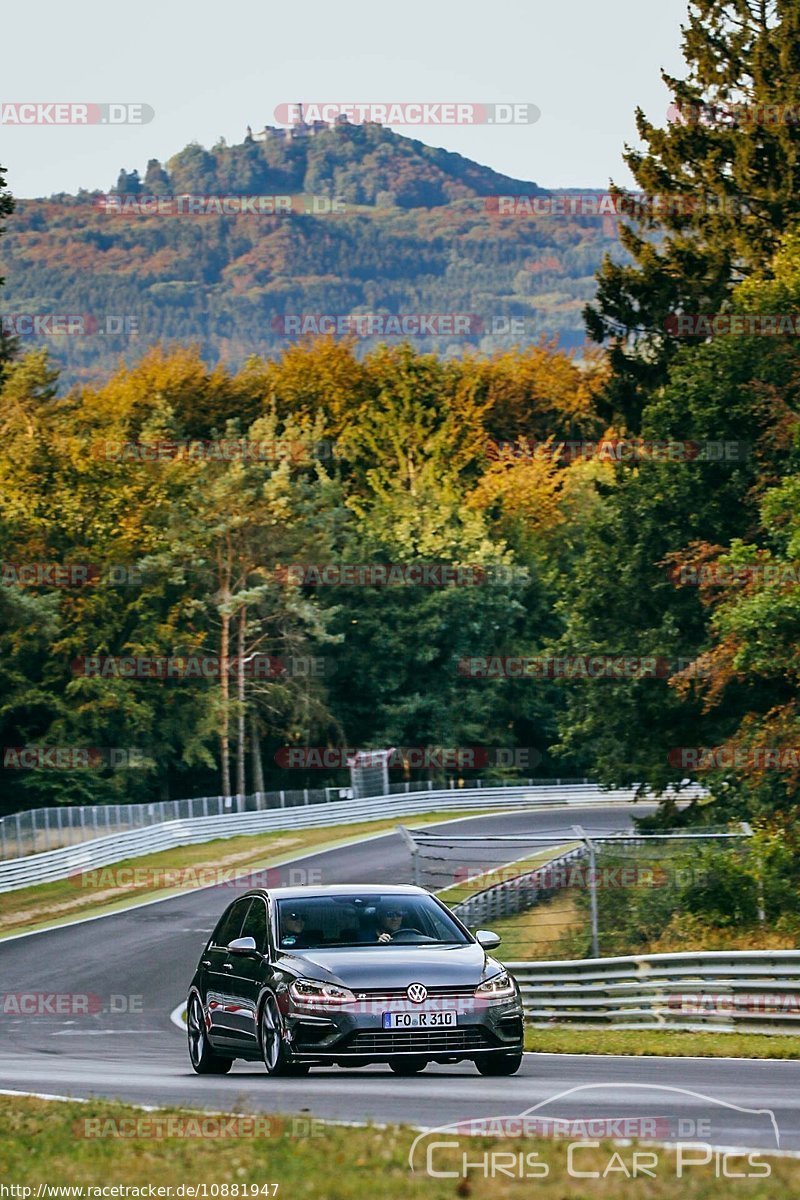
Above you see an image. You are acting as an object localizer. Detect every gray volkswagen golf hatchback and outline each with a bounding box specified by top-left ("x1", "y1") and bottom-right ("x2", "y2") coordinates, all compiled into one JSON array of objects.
[{"x1": 187, "y1": 884, "x2": 525, "y2": 1076}]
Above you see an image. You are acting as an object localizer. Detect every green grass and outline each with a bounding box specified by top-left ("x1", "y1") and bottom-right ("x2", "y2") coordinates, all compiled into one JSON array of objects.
[
  {"x1": 525, "y1": 1025, "x2": 800, "y2": 1059},
  {"x1": 0, "y1": 808, "x2": 494, "y2": 939},
  {"x1": 2, "y1": 1094, "x2": 798, "y2": 1198},
  {"x1": 490, "y1": 892, "x2": 583, "y2": 959},
  {"x1": 435, "y1": 843, "x2": 585, "y2": 960},
  {"x1": 436, "y1": 842, "x2": 579, "y2": 907}
]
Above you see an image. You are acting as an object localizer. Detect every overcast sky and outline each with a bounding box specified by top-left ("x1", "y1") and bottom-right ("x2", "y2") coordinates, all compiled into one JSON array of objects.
[{"x1": 2, "y1": 0, "x2": 690, "y2": 198}]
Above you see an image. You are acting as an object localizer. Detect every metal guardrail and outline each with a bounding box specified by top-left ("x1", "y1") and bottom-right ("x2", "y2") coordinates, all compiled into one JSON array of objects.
[
  {"x1": 0, "y1": 777, "x2": 592, "y2": 860},
  {"x1": 446, "y1": 809, "x2": 736, "y2": 959},
  {"x1": 0, "y1": 783, "x2": 650, "y2": 893},
  {"x1": 506, "y1": 950, "x2": 800, "y2": 1032},
  {"x1": 451, "y1": 844, "x2": 589, "y2": 927}
]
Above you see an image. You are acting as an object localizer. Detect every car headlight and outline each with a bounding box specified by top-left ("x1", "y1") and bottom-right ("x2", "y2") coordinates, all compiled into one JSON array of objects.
[
  {"x1": 475, "y1": 971, "x2": 516, "y2": 1000},
  {"x1": 289, "y1": 978, "x2": 356, "y2": 1006}
]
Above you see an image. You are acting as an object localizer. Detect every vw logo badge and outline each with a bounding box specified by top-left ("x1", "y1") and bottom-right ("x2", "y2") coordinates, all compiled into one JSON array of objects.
[{"x1": 407, "y1": 983, "x2": 427, "y2": 1004}]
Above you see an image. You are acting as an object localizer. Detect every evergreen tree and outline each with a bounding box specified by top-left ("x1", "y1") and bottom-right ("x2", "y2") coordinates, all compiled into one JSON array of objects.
[
  {"x1": 587, "y1": 0, "x2": 800, "y2": 428},
  {"x1": 0, "y1": 164, "x2": 17, "y2": 373},
  {"x1": 143, "y1": 158, "x2": 171, "y2": 194},
  {"x1": 114, "y1": 168, "x2": 142, "y2": 195}
]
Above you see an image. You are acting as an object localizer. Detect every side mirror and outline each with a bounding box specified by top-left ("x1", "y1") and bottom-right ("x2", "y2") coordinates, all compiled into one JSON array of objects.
[
  {"x1": 475, "y1": 929, "x2": 501, "y2": 950},
  {"x1": 228, "y1": 936, "x2": 258, "y2": 956}
]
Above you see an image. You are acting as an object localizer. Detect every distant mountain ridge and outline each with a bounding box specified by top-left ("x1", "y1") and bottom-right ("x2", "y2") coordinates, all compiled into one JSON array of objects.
[
  {"x1": 1, "y1": 124, "x2": 623, "y2": 388},
  {"x1": 109, "y1": 119, "x2": 547, "y2": 210}
]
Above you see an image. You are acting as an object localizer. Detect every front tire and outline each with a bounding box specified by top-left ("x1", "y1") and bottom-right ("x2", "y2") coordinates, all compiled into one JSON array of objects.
[
  {"x1": 187, "y1": 994, "x2": 233, "y2": 1075},
  {"x1": 474, "y1": 1050, "x2": 523, "y2": 1077},
  {"x1": 389, "y1": 1057, "x2": 427, "y2": 1075},
  {"x1": 260, "y1": 993, "x2": 296, "y2": 1077}
]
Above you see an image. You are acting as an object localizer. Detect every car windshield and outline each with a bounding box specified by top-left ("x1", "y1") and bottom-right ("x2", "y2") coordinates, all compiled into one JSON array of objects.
[{"x1": 274, "y1": 894, "x2": 470, "y2": 949}]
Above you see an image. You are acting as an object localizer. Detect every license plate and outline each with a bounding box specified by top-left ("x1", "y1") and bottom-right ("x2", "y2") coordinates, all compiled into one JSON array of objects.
[{"x1": 382, "y1": 1010, "x2": 457, "y2": 1029}]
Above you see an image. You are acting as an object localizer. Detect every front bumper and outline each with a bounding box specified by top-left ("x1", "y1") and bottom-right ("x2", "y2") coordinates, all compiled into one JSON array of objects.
[{"x1": 281, "y1": 992, "x2": 525, "y2": 1062}]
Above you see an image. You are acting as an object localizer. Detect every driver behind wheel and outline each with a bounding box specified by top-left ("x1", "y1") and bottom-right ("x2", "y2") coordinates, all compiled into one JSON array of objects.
[
  {"x1": 280, "y1": 909, "x2": 312, "y2": 948},
  {"x1": 375, "y1": 904, "x2": 405, "y2": 942}
]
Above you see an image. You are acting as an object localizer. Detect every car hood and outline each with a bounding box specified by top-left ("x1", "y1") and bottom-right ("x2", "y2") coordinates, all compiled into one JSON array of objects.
[{"x1": 276, "y1": 941, "x2": 499, "y2": 987}]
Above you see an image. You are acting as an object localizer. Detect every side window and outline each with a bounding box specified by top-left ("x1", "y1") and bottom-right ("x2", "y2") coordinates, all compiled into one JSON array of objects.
[
  {"x1": 211, "y1": 898, "x2": 251, "y2": 948},
  {"x1": 240, "y1": 897, "x2": 268, "y2": 953}
]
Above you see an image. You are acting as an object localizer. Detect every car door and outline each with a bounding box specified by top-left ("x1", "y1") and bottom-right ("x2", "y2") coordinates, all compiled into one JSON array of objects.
[
  {"x1": 223, "y1": 895, "x2": 270, "y2": 1048},
  {"x1": 203, "y1": 897, "x2": 252, "y2": 1048}
]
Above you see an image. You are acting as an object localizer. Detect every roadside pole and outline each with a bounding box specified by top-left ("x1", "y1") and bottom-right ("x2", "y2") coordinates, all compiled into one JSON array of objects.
[
  {"x1": 396, "y1": 824, "x2": 421, "y2": 886},
  {"x1": 573, "y1": 824, "x2": 599, "y2": 958}
]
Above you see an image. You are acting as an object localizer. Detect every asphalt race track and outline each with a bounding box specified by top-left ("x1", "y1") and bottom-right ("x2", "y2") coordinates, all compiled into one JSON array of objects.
[{"x1": 1, "y1": 805, "x2": 798, "y2": 1153}]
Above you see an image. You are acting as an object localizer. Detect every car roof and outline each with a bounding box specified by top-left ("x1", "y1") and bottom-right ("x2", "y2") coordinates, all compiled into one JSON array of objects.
[{"x1": 239, "y1": 884, "x2": 431, "y2": 900}]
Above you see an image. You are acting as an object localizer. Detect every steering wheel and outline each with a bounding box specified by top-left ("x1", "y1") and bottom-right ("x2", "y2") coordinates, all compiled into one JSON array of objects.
[{"x1": 389, "y1": 928, "x2": 436, "y2": 942}]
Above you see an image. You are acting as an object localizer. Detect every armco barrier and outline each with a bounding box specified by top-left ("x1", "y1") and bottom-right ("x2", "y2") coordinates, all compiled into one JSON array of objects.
[
  {"x1": 0, "y1": 778, "x2": 593, "y2": 859},
  {"x1": 506, "y1": 950, "x2": 800, "y2": 1032},
  {"x1": 452, "y1": 844, "x2": 589, "y2": 926},
  {"x1": 0, "y1": 783, "x2": 669, "y2": 893}
]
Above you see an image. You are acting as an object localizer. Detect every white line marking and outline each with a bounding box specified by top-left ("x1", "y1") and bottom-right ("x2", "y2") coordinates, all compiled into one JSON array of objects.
[
  {"x1": 529, "y1": 1050, "x2": 800, "y2": 1064},
  {"x1": 170, "y1": 1001, "x2": 187, "y2": 1031},
  {"x1": 51, "y1": 1030, "x2": 164, "y2": 1036}
]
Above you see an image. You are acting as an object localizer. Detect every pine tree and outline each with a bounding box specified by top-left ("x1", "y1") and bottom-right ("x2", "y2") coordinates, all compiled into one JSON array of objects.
[
  {"x1": 143, "y1": 158, "x2": 171, "y2": 194},
  {"x1": 587, "y1": 0, "x2": 800, "y2": 429},
  {"x1": 0, "y1": 164, "x2": 17, "y2": 373}
]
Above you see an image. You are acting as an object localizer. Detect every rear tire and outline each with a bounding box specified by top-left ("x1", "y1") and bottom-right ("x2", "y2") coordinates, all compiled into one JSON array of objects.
[
  {"x1": 474, "y1": 1051, "x2": 523, "y2": 1077},
  {"x1": 389, "y1": 1057, "x2": 427, "y2": 1075},
  {"x1": 187, "y1": 995, "x2": 234, "y2": 1075}
]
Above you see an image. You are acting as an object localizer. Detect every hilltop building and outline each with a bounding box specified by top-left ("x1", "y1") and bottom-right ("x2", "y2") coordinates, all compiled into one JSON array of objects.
[{"x1": 249, "y1": 105, "x2": 356, "y2": 143}]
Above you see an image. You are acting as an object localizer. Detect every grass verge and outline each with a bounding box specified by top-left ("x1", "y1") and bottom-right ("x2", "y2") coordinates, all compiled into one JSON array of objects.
[
  {"x1": 435, "y1": 842, "x2": 578, "y2": 908},
  {"x1": 525, "y1": 1025, "x2": 800, "y2": 1059},
  {"x1": 0, "y1": 808, "x2": 492, "y2": 939},
  {"x1": 2, "y1": 1094, "x2": 798, "y2": 1198}
]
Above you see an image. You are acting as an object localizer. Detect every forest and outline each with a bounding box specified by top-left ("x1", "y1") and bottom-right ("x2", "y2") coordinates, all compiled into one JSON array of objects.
[{"x1": 0, "y1": 0, "x2": 799, "y2": 940}]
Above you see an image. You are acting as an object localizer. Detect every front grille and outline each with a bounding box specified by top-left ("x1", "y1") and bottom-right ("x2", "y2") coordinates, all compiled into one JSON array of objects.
[
  {"x1": 347, "y1": 1027, "x2": 492, "y2": 1055},
  {"x1": 354, "y1": 985, "x2": 477, "y2": 1001}
]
